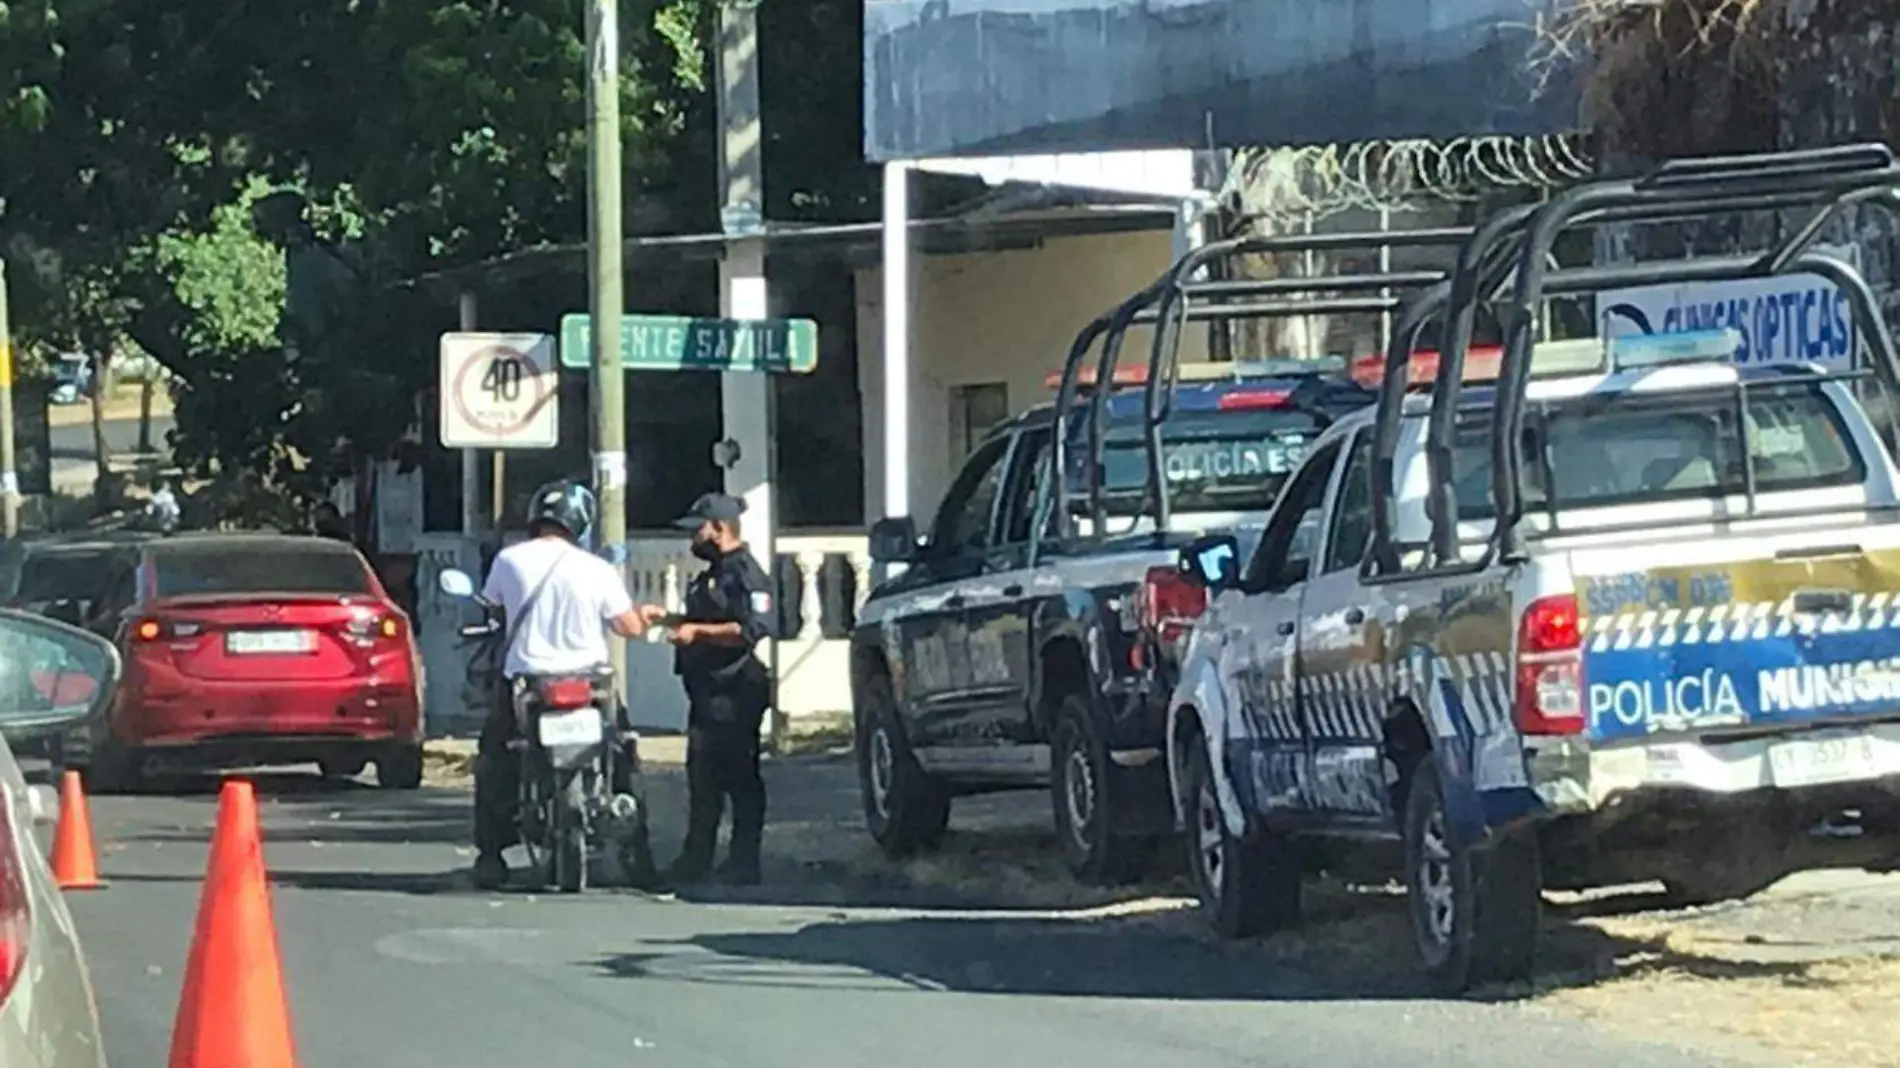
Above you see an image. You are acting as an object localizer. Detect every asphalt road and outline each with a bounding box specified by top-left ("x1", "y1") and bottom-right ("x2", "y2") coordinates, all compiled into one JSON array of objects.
[
  {"x1": 58, "y1": 769, "x2": 1749, "y2": 1068},
  {"x1": 49, "y1": 413, "x2": 176, "y2": 486}
]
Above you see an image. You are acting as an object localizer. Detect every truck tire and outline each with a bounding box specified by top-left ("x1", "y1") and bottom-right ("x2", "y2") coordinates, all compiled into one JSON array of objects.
[
  {"x1": 1403, "y1": 759, "x2": 1541, "y2": 992},
  {"x1": 1184, "y1": 740, "x2": 1300, "y2": 938},
  {"x1": 858, "y1": 674, "x2": 950, "y2": 857},
  {"x1": 1051, "y1": 694, "x2": 1155, "y2": 885}
]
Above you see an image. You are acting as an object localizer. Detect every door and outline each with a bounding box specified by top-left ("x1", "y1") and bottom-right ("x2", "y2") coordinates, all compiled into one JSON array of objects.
[
  {"x1": 959, "y1": 424, "x2": 1053, "y2": 743},
  {"x1": 1295, "y1": 430, "x2": 1394, "y2": 818},
  {"x1": 1218, "y1": 438, "x2": 1344, "y2": 815},
  {"x1": 898, "y1": 433, "x2": 1012, "y2": 748}
]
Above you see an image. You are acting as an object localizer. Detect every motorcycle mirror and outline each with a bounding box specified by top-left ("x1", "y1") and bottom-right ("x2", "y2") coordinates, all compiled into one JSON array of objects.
[{"x1": 437, "y1": 569, "x2": 476, "y2": 598}]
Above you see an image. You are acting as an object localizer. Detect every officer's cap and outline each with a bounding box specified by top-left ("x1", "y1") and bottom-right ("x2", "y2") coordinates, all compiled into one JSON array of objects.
[{"x1": 674, "y1": 492, "x2": 747, "y2": 529}]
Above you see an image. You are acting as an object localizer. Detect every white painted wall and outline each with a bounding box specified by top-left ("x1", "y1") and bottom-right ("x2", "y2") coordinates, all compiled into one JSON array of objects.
[{"x1": 854, "y1": 227, "x2": 1208, "y2": 526}]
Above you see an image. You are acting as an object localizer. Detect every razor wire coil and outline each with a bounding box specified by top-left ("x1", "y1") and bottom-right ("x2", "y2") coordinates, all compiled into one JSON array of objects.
[{"x1": 1223, "y1": 135, "x2": 1597, "y2": 223}]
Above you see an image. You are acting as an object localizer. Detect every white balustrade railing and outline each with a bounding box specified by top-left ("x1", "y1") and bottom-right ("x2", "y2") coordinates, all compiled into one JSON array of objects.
[{"x1": 622, "y1": 529, "x2": 869, "y2": 726}]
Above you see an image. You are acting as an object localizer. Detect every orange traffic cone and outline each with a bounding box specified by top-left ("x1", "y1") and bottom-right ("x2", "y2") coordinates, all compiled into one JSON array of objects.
[
  {"x1": 51, "y1": 769, "x2": 104, "y2": 890},
  {"x1": 167, "y1": 779, "x2": 299, "y2": 1068}
]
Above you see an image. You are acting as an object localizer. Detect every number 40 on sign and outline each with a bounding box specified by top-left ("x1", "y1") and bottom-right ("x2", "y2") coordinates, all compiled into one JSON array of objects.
[{"x1": 439, "y1": 332, "x2": 560, "y2": 450}]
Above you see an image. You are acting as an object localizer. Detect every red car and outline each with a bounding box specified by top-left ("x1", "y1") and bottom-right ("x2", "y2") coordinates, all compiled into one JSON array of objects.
[{"x1": 72, "y1": 533, "x2": 425, "y2": 792}]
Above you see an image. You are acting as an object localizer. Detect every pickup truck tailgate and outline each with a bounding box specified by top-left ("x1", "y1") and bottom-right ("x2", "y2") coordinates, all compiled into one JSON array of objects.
[{"x1": 1572, "y1": 519, "x2": 1900, "y2": 743}]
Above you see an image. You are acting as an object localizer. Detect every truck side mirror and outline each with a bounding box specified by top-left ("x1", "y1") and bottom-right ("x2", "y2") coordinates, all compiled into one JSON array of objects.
[{"x1": 868, "y1": 517, "x2": 920, "y2": 564}]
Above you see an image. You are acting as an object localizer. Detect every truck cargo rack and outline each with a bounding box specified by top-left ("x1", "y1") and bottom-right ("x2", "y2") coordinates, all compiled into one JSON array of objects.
[
  {"x1": 1047, "y1": 226, "x2": 1476, "y2": 543},
  {"x1": 1364, "y1": 142, "x2": 1900, "y2": 575}
]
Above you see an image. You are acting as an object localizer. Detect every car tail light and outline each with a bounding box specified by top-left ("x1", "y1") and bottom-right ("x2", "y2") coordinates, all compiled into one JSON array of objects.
[
  {"x1": 0, "y1": 790, "x2": 29, "y2": 1005},
  {"x1": 1515, "y1": 593, "x2": 1584, "y2": 735},
  {"x1": 133, "y1": 617, "x2": 202, "y2": 641},
  {"x1": 1216, "y1": 389, "x2": 1292, "y2": 410},
  {"x1": 1136, "y1": 565, "x2": 1208, "y2": 661},
  {"x1": 345, "y1": 612, "x2": 404, "y2": 642},
  {"x1": 538, "y1": 677, "x2": 595, "y2": 710}
]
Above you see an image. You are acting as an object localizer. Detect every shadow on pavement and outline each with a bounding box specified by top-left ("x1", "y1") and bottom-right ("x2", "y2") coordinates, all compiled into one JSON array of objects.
[{"x1": 582, "y1": 898, "x2": 1825, "y2": 1003}]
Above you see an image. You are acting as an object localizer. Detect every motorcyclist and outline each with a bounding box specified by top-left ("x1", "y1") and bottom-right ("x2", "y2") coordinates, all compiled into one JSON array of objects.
[{"x1": 470, "y1": 478, "x2": 667, "y2": 890}]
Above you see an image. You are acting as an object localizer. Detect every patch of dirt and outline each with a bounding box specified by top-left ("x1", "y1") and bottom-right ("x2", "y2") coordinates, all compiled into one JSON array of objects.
[
  {"x1": 1544, "y1": 921, "x2": 1900, "y2": 1067},
  {"x1": 421, "y1": 739, "x2": 478, "y2": 786}
]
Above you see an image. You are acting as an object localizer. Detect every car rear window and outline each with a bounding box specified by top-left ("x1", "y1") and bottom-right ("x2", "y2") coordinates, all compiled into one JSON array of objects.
[
  {"x1": 152, "y1": 544, "x2": 373, "y2": 598},
  {"x1": 1445, "y1": 380, "x2": 1864, "y2": 519},
  {"x1": 1087, "y1": 407, "x2": 1333, "y2": 515}
]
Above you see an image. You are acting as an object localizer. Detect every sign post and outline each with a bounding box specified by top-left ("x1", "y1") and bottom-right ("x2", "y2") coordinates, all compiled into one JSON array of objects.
[{"x1": 438, "y1": 332, "x2": 561, "y2": 451}]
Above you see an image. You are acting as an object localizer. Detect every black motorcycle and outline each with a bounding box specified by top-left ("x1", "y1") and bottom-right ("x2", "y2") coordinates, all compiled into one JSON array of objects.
[{"x1": 440, "y1": 568, "x2": 654, "y2": 893}]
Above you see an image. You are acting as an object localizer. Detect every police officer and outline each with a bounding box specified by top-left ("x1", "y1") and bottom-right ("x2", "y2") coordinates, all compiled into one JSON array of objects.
[{"x1": 665, "y1": 492, "x2": 775, "y2": 885}]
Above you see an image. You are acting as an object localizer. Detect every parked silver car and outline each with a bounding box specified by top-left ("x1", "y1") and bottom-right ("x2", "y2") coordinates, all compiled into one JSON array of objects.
[{"x1": 0, "y1": 607, "x2": 122, "y2": 1068}]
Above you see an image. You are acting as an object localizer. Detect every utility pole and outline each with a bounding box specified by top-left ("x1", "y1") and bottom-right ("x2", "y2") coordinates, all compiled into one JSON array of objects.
[
  {"x1": 715, "y1": 0, "x2": 780, "y2": 746},
  {"x1": 585, "y1": 0, "x2": 629, "y2": 694},
  {"x1": 0, "y1": 261, "x2": 19, "y2": 539}
]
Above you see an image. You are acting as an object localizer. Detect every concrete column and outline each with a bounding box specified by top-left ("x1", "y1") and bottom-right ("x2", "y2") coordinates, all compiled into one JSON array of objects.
[{"x1": 880, "y1": 160, "x2": 912, "y2": 520}]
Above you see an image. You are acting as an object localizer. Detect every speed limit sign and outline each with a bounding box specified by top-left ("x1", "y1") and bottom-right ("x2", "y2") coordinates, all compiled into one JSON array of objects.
[{"x1": 438, "y1": 332, "x2": 560, "y2": 449}]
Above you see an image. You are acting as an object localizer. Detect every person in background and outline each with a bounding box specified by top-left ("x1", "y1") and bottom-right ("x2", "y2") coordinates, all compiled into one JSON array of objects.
[
  {"x1": 313, "y1": 501, "x2": 353, "y2": 543},
  {"x1": 664, "y1": 492, "x2": 776, "y2": 886}
]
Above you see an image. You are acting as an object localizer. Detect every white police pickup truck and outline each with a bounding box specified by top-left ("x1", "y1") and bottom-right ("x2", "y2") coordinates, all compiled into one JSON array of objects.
[{"x1": 1166, "y1": 329, "x2": 1900, "y2": 989}]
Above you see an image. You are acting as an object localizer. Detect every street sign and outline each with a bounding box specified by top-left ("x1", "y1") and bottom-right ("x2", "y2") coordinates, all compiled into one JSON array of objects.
[
  {"x1": 558, "y1": 313, "x2": 818, "y2": 374},
  {"x1": 438, "y1": 332, "x2": 560, "y2": 449}
]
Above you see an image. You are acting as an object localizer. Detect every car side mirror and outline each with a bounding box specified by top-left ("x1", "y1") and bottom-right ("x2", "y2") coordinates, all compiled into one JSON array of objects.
[
  {"x1": 0, "y1": 609, "x2": 122, "y2": 743},
  {"x1": 437, "y1": 568, "x2": 476, "y2": 598},
  {"x1": 1178, "y1": 535, "x2": 1241, "y2": 592},
  {"x1": 868, "y1": 517, "x2": 921, "y2": 564}
]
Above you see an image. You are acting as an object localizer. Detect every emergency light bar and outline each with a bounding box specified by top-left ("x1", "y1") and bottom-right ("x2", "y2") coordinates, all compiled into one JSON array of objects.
[
  {"x1": 1349, "y1": 339, "x2": 1606, "y2": 390},
  {"x1": 1043, "y1": 358, "x2": 1348, "y2": 391},
  {"x1": 1227, "y1": 356, "x2": 1349, "y2": 379},
  {"x1": 1607, "y1": 328, "x2": 1744, "y2": 370}
]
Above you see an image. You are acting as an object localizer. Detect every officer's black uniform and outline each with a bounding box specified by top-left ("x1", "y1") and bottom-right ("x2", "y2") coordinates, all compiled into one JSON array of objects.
[{"x1": 669, "y1": 493, "x2": 775, "y2": 883}]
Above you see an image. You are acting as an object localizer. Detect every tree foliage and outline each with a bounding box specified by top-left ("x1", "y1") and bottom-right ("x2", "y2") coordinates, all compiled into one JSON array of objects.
[{"x1": 0, "y1": 0, "x2": 866, "y2": 514}]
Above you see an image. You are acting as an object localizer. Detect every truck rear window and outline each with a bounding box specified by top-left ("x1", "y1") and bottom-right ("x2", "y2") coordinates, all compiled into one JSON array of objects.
[
  {"x1": 1089, "y1": 408, "x2": 1328, "y2": 515},
  {"x1": 153, "y1": 544, "x2": 373, "y2": 598},
  {"x1": 1446, "y1": 381, "x2": 1865, "y2": 519}
]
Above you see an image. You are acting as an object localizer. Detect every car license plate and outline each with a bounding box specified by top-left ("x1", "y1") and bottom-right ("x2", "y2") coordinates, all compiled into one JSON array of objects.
[
  {"x1": 537, "y1": 708, "x2": 602, "y2": 747},
  {"x1": 1768, "y1": 731, "x2": 1881, "y2": 788},
  {"x1": 225, "y1": 630, "x2": 317, "y2": 655}
]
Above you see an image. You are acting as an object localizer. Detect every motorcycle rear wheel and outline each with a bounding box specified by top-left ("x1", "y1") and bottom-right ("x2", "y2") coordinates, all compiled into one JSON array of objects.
[{"x1": 553, "y1": 772, "x2": 588, "y2": 894}]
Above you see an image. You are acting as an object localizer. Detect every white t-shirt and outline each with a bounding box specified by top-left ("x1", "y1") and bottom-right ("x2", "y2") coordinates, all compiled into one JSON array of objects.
[{"x1": 480, "y1": 537, "x2": 634, "y2": 678}]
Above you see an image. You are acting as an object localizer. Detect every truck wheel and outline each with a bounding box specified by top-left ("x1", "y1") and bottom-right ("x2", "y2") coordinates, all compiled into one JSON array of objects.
[
  {"x1": 858, "y1": 676, "x2": 950, "y2": 857},
  {"x1": 1051, "y1": 695, "x2": 1152, "y2": 885},
  {"x1": 1403, "y1": 760, "x2": 1541, "y2": 992},
  {"x1": 1184, "y1": 741, "x2": 1300, "y2": 938}
]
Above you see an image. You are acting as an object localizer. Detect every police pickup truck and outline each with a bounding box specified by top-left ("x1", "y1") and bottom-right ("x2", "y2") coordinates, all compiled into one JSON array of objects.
[
  {"x1": 1168, "y1": 328, "x2": 1900, "y2": 987},
  {"x1": 852, "y1": 362, "x2": 1376, "y2": 881}
]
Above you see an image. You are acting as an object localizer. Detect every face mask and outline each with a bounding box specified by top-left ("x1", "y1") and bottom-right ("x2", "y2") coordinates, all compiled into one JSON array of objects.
[{"x1": 689, "y1": 538, "x2": 721, "y2": 561}]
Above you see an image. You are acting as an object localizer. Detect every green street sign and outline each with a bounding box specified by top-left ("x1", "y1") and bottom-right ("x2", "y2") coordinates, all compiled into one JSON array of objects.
[{"x1": 559, "y1": 313, "x2": 818, "y2": 374}]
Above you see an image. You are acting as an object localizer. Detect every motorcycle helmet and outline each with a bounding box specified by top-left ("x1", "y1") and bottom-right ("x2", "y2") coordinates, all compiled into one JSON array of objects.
[{"x1": 525, "y1": 479, "x2": 599, "y2": 547}]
